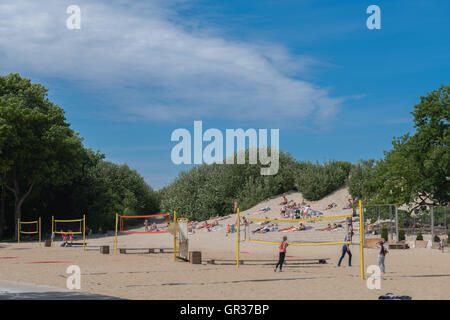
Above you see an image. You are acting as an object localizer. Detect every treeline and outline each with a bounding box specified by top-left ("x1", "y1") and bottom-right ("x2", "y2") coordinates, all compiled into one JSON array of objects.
[{"x1": 0, "y1": 74, "x2": 158, "y2": 239}]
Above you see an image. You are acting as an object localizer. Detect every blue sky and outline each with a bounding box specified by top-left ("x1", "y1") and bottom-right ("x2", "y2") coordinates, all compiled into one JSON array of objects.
[{"x1": 1, "y1": 0, "x2": 449, "y2": 189}]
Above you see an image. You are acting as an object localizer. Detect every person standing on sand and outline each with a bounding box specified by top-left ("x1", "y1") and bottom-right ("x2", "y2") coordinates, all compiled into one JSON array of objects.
[
  {"x1": 377, "y1": 241, "x2": 388, "y2": 274},
  {"x1": 337, "y1": 232, "x2": 353, "y2": 267},
  {"x1": 439, "y1": 239, "x2": 445, "y2": 253},
  {"x1": 274, "y1": 236, "x2": 288, "y2": 272}
]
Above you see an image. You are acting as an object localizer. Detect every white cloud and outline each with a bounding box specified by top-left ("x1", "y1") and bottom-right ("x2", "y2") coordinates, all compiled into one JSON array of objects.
[{"x1": 0, "y1": 0, "x2": 343, "y2": 125}]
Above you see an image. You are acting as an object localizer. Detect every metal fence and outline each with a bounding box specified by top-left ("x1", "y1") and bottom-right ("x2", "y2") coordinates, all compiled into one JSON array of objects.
[{"x1": 363, "y1": 204, "x2": 449, "y2": 241}]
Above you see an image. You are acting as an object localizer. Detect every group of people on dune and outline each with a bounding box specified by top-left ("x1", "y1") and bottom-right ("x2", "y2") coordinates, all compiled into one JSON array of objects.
[
  {"x1": 185, "y1": 214, "x2": 250, "y2": 236},
  {"x1": 279, "y1": 195, "x2": 324, "y2": 220},
  {"x1": 143, "y1": 219, "x2": 163, "y2": 233},
  {"x1": 251, "y1": 218, "x2": 309, "y2": 234},
  {"x1": 187, "y1": 216, "x2": 228, "y2": 234}
]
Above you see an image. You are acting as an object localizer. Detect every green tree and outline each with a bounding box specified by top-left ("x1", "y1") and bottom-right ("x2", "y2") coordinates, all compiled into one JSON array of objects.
[
  {"x1": 0, "y1": 74, "x2": 86, "y2": 237},
  {"x1": 160, "y1": 148, "x2": 297, "y2": 221},
  {"x1": 348, "y1": 159, "x2": 380, "y2": 201},
  {"x1": 295, "y1": 160, "x2": 352, "y2": 201},
  {"x1": 82, "y1": 161, "x2": 160, "y2": 231},
  {"x1": 374, "y1": 85, "x2": 450, "y2": 209}
]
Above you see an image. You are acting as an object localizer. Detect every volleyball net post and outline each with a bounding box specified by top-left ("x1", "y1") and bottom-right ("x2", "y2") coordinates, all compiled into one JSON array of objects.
[
  {"x1": 359, "y1": 200, "x2": 365, "y2": 280},
  {"x1": 51, "y1": 216, "x2": 54, "y2": 247},
  {"x1": 114, "y1": 212, "x2": 118, "y2": 255},
  {"x1": 83, "y1": 214, "x2": 85, "y2": 251},
  {"x1": 17, "y1": 217, "x2": 41, "y2": 245},
  {"x1": 236, "y1": 208, "x2": 240, "y2": 268},
  {"x1": 173, "y1": 210, "x2": 177, "y2": 262},
  {"x1": 174, "y1": 215, "x2": 189, "y2": 261}
]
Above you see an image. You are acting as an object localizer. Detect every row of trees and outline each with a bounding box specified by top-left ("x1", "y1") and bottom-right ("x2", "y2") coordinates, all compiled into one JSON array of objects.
[{"x1": 0, "y1": 74, "x2": 159, "y2": 239}]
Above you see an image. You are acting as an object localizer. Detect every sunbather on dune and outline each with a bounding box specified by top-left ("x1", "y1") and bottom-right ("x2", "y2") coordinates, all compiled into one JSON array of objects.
[
  {"x1": 317, "y1": 223, "x2": 334, "y2": 231},
  {"x1": 196, "y1": 221, "x2": 210, "y2": 229},
  {"x1": 225, "y1": 224, "x2": 237, "y2": 236},
  {"x1": 324, "y1": 203, "x2": 337, "y2": 210},
  {"x1": 253, "y1": 223, "x2": 277, "y2": 233},
  {"x1": 209, "y1": 220, "x2": 219, "y2": 227},
  {"x1": 278, "y1": 226, "x2": 297, "y2": 232},
  {"x1": 280, "y1": 206, "x2": 288, "y2": 217},
  {"x1": 278, "y1": 223, "x2": 306, "y2": 232},
  {"x1": 279, "y1": 196, "x2": 288, "y2": 205}
]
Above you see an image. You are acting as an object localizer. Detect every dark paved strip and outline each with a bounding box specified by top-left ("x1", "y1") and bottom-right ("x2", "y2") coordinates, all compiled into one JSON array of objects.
[{"x1": 0, "y1": 280, "x2": 123, "y2": 300}]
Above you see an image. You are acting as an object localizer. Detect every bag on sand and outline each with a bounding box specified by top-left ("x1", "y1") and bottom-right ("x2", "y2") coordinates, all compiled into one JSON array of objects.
[{"x1": 378, "y1": 293, "x2": 411, "y2": 300}]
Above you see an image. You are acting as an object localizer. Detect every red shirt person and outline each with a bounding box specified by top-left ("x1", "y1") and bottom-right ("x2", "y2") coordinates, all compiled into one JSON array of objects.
[{"x1": 274, "y1": 236, "x2": 288, "y2": 272}]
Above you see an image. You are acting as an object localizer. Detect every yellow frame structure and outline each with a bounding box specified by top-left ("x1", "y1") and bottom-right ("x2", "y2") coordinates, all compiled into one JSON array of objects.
[
  {"x1": 244, "y1": 214, "x2": 353, "y2": 247},
  {"x1": 173, "y1": 210, "x2": 177, "y2": 261},
  {"x1": 237, "y1": 208, "x2": 240, "y2": 267},
  {"x1": 51, "y1": 215, "x2": 85, "y2": 250},
  {"x1": 18, "y1": 217, "x2": 41, "y2": 245},
  {"x1": 114, "y1": 211, "x2": 174, "y2": 256},
  {"x1": 175, "y1": 217, "x2": 189, "y2": 261},
  {"x1": 239, "y1": 209, "x2": 365, "y2": 280},
  {"x1": 359, "y1": 200, "x2": 365, "y2": 280}
]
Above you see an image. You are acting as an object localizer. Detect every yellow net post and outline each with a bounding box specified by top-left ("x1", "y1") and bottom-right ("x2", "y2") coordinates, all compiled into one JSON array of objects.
[
  {"x1": 17, "y1": 218, "x2": 20, "y2": 244},
  {"x1": 175, "y1": 218, "x2": 189, "y2": 261},
  {"x1": 114, "y1": 213, "x2": 118, "y2": 255},
  {"x1": 51, "y1": 216, "x2": 54, "y2": 247},
  {"x1": 237, "y1": 208, "x2": 240, "y2": 268},
  {"x1": 359, "y1": 200, "x2": 365, "y2": 280},
  {"x1": 39, "y1": 217, "x2": 41, "y2": 246},
  {"x1": 83, "y1": 214, "x2": 86, "y2": 251},
  {"x1": 173, "y1": 210, "x2": 177, "y2": 262}
]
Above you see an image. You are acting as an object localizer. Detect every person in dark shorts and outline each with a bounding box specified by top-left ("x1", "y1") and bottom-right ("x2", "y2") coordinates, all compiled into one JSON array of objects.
[
  {"x1": 274, "y1": 236, "x2": 288, "y2": 272},
  {"x1": 338, "y1": 232, "x2": 353, "y2": 267}
]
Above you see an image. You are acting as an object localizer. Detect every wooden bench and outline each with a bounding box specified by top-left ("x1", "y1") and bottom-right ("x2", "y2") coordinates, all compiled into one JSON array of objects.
[
  {"x1": 388, "y1": 243, "x2": 410, "y2": 249},
  {"x1": 207, "y1": 259, "x2": 244, "y2": 265},
  {"x1": 66, "y1": 242, "x2": 86, "y2": 247},
  {"x1": 118, "y1": 248, "x2": 168, "y2": 254},
  {"x1": 206, "y1": 258, "x2": 328, "y2": 265}
]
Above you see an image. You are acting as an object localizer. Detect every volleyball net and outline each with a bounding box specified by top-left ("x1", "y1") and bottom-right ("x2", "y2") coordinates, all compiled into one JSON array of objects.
[
  {"x1": 239, "y1": 201, "x2": 365, "y2": 280},
  {"x1": 51, "y1": 215, "x2": 86, "y2": 249},
  {"x1": 244, "y1": 214, "x2": 354, "y2": 246},
  {"x1": 119, "y1": 213, "x2": 171, "y2": 234},
  {"x1": 17, "y1": 218, "x2": 41, "y2": 245},
  {"x1": 114, "y1": 213, "x2": 172, "y2": 255}
]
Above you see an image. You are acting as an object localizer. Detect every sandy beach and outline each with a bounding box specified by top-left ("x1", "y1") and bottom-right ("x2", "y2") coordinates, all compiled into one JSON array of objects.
[{"x1": 1, "y1": 188, "x2": 449, "y2": 300}]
